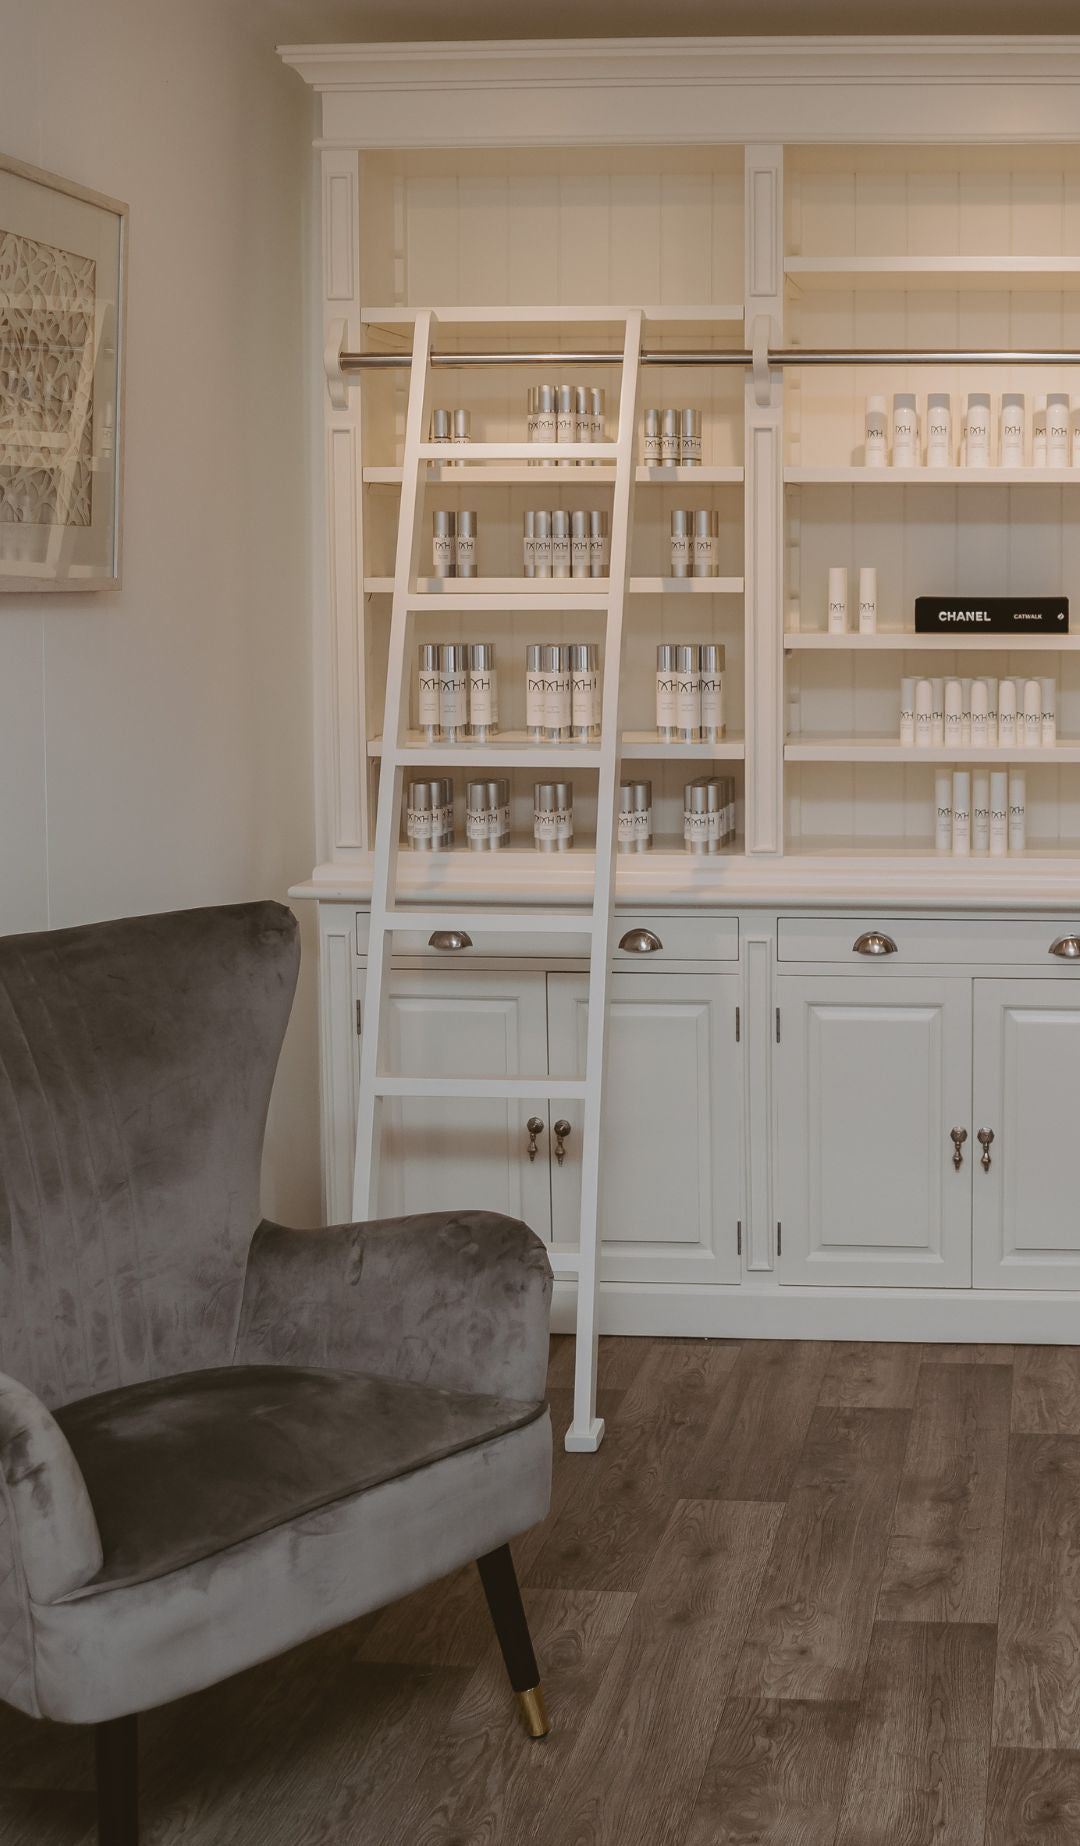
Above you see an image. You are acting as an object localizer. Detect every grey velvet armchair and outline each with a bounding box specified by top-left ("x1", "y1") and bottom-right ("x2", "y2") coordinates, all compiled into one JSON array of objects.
[{"x1": 0, "y1": 901, "x2": 554, "y2": 1845}]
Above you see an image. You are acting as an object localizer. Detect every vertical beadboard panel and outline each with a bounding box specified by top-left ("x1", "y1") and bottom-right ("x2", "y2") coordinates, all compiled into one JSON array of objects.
[
  {"x1": 610, "y1": 170, "x2": 660, "y2": 303},
  {"x1": 322, "y1": 150, "x2": 366, "y2": 857},
  {"x1": 320, "y1": 906, "x2": 360, "y2": 1221},
  {"x1": 507, "y1": 173, "x2": 560, "y2": 304}
]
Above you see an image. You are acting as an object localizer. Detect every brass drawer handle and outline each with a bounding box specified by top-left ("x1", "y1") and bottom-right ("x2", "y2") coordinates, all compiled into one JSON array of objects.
[
  {"x1": 526, "y1": 1117, "x2": 544, "y2": 1162},
  {"x1": 978, "y1": 1127, "x2": 995, "y2": 1172},
  {"x1": 619, "y1": 928, "x2": 663, "y2": 954},
  {"x1": 428, "y1": 930, "x2": 473, "y2": 952},
  {"x1": 853, "y1": 931, "x2": 898, "y2": 957},
  {"x1": 1050, "y1": 935, "x2": 1080, "y2": 959},
  {"x1": 950, "y1": 1127, "x2": 967, "y2": 1170},
  {"x1": 554, "y1": 1120, "x2": 571, "y2": 1165}
]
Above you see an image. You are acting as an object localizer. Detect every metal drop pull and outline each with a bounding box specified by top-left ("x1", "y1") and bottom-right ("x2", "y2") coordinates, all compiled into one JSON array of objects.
[
  {"x1": 428, "y1": 930, "x2": 473, "y2": 952},
  {"x1": 1050, "y1": 935, "x2": 1080, "y2": 959},
  {"x1": 619, "y1": 928, "x2": 663, "y2": 953},
  {"x1": 853, "y1": 931, "x2": 898, "y2": 957},
  {"x1": 950, "y1": 1127, "x2": 967, "y2": 1170},
  {"x1": 526, "y1": 1117, "x2": 544, "y2": 1162},
  {"x1": 554, "y1": 1120, "x2": 572, "y2": 1165},
  {"x1": 977, "y1": 1128, "x2": 995, "y2": 1171}
]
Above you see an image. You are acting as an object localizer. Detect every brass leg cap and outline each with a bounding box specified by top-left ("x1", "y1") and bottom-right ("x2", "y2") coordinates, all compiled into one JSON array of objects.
[{"x1": 516, "y1": 1685, "x2": 550, "y2": 1739}]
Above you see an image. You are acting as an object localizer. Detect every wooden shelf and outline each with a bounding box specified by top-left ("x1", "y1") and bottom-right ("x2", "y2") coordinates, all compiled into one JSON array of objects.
[
  {"x1": 622, "y1": 731, "x2": 745, "y2": 760},
  {"x1": 786, "y1": 737, "x2": 1080, "y2": 765},
  {"x1": 364, "y1": 463, "x2": 743, "y2": 485},
  {"x1": 370, "y1": 731, "x2": 745, "y2": 763},
  {"x1": 784, "y1": 631, "x2": 1078, "y2": 652},
  {"x1": 630, "y1": 576, "x2": 743, "y2": 595},
  {"x1": 785, "y1": 256, "x2": 1080, "y2": 293},
  {"x1": 786, "y1": 466, "x2": 1080, "y2": 485},
  {"x1": 366, "y1": 575, "x2": 743, "y2": 599}
]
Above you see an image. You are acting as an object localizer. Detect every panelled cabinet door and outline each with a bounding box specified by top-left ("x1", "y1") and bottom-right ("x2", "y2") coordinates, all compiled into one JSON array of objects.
[
  {"x1": 546, "y1": 971, "x2": 743, "y2": 1286},
  {"x1": 774, "y1": 975, "x2": 972, "y2": 1288},
  {"x1": 972, "y1": 979, "x2": 1080, "y2": 1289},
  {"x1": 372, "y1": 971, "x2": 551, "y2": 1239}
]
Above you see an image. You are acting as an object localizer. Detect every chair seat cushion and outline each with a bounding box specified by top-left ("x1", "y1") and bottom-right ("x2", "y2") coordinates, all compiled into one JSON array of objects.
[{"x1": 55, "y1": 1365, "x2": 544, "y2": 1594}]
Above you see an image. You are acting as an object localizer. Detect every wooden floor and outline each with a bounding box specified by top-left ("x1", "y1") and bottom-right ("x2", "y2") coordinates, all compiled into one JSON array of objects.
[{"x1": 6, "y1": 1337, "x2": 1080, "y2": 1844}]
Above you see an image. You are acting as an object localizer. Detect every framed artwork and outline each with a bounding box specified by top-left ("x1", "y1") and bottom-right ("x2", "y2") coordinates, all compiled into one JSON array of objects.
[{"x1": 0, "y1": 156, "x2": 126, "y2": 591}]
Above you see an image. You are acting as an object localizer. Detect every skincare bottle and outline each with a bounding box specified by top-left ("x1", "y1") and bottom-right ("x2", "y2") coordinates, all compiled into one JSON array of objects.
[
  {"x1": 556, "y1": 384, "x2": 576, "y2": 455},
  {"x1": 570, "y1": 508, "x2": 591, "y2": 578},
  {"x1": 684, "y1": 779, "x2": 722, "y2": 854},
  {"x1": 961, "y1": 678, "x2": 973, "y2": 748},
  {"x1": 952, "y1": 770, "x2": 971, "y2": 856},
  {"x1": 926, "y1": 393, "x2": 952, "y2": 467},
  {"x1": 451, "y1": 408, "x2": 471, "y2": 464},
  {"x1": 931, "y1": 679, "x2": 945, "y2": 748},
  {"x1": 998, "y1": 678, "x2": 1017, "y2": 746},
  {"x1": 892, "y1": 393, "x2": 919, "y2": 468},
  {"x1": 985, "y1": 677, "x2": 999, "y2": 745},
  {"x1": 670, "y1": 509, "x2": 692, "y2": 579},
  {"x1": 525, "y1": 644, "x2": 546, "y2": 741},
  {"x1": 589, "y1": 509, "x2": 608, "y2": 577},
  {"x1": 429, "y1": 408, "x2": 452, "y2": 448},
  {"x1": 700, "y1": 643, "x2": 726, "y2": 742},
  {"x1": 551, "y1": 510, "x2": 571, "y2": 579},
  {"x1": 899, "y1": 677, "x2": 916, "y2": 747},
  {"x1": 990, "y1": 771, "x2": 1009, "y2": 856},
  {"x1": 966, "y1": 392, "x2": 991, "y2": 468},
  {"x1": 542, "y1": 643, "x2": 570, "y2": 740},
  {"x1": 973, "y1": 771, "x2": 991, "y2": 854},
  {"x1": 661, "y1": 408, "x2": 680, "y2": 467},
  {"x1": 574, "y1": 385, "x2": 590, "y2": 462},
  {"x1": 1024, "y1": 678, "x2": 1042, "y2": 748},
  {"x1": 1042, "y1": 677, "x2": 1057, "y2": 747},
  {"x1": 417, "y1": 642, "x2": 441, "y2": 742},
  {"x1": 468, "y1": 642, "x2": 498, "y2": 741},
  {"x1": 945, "y1": 678, "x2": 963, "y2": 748},
  {"x1": 589, "y1": 387, "x2": 606, "y2": 449},
  {"x1": 858, "y1": 566, "x2": 878, "y2": 634},
  {"x1": 915, "y1": 678, "x2": 933, "y2": 747},
  {"x1": 674, "y1": 644, "x2": 702, "y2": 742},
  {"x1": 466, "y1": 779, "x2": 511, "y2": 851},
  {"x1": 1033, "y1": 397, "x2": 1048, "y2": 468},
  {"x1": 534, "y1": 781, "x2": 573, "y2": 851},
  {"x1": 1001, "y1": 392, "x2": 1026, "y2": 468},
  {"x1": 432, "y1": 509, "x2": 456, "y2": 578},
  {"x1": 522, "y1": 509, "x2": 537, "y2": 578},
  {"x1": 618, "y1": 781, "x2": 653, "y2": 852},
  {"x1": 570, "y1": 643, "x2": 601, "y2": 740},
  {"x1": 643, "y1": 408, "x2": 662, "y2": 466},
  {"x1": 827, "y1": 565, "x2": 849, "y2": 634},
  {"x1": 693, "y1": 509, "x2": 719, "y2": 578},
  {"x1": 865, "y1": 395, "x2": 888, "y2": 467},
  {"x1": 534, "y1": 384, "x2": 557, "y2": 463},
  {"x1": 1048, "y1": 393, "x2": 1071, "y2": 468},
  {"x1": 680, "y1": 408, "x2": 702, "y2": 466},
  {"x1": 455, "y1": 510, "x2": 477, "y2": 579},
  {"x1": 1072, "y1": 396, "x2": 1080, "y2": 467},
  {"x1": 405, "y1": 780, "x2": 436, "y2": 851},
  {"x1": 1008, "y1": 770, "x2": 1027, "y2": 852},
  {"x1": 971, "y1": 679, "x2": 990, "y2": 748},
  {"x1": 525, "y1": 387, "x2": 540, "y2": 459},
  {"x1": 656, "y1": 643, "x2": 678, "y2": 741},
  {"x1": 438, "y1": 644, "x2": 468, "y2": 742},
  {"x1": 935, "y1": 771, "x2": 953, "y2": 854},
  {"x1": 533, "y1": 510, "x2": 553, "y2": 578}
]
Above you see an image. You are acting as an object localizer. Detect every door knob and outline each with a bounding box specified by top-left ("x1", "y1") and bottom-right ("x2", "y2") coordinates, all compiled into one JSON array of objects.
[
  {"x1": 1050, "y1": 935, "x2": 1080, "y2": 959},
  {"x1": 619, "y1": 928, "x2": 663, "y2": 953},
  {"x1": 977, "y1": 1127, "x2": 995, "y2": 1171},
  {"x1": 526, "y1": 1117, "x2": 544, "y2": 1162},
  {"x1": 429, "y1": 930, "x2": 473, "y2": 952},
  {"x1": 553, "y1": 1120, "x2": 572, "y2": 1165},
  {"x1": 950, "y1": 1126, "x2": 967, "y2": 1170},
  {"x1": 853, "y1": 931, "x2": 898, "y2": 956}
]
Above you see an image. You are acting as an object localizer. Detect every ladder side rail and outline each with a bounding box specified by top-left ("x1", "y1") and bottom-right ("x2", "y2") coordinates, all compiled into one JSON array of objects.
[
  {"x1": 567, "y1": 308, "x2": 643, "y2": 1452},
  {"x1": 353, "y1": 309, "x2": 435, "y2": 1219}
]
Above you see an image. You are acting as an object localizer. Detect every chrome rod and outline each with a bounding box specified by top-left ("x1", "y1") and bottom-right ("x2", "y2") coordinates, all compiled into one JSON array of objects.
[{"x1": 341, "y1": 346, "x2": 1080, "y2": 372}]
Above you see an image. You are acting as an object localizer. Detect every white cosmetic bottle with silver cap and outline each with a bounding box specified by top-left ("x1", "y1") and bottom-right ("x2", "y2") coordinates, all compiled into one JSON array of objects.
[
  {"x1": 467, "y1": 642, "x2": 498, "y2": 741},
  {"x1": 674, "y1": 644, "x2": 701, "y2": 742},
  {"x1": 570, "y1": 643, "x2": 601, "y2": 740},
  {"x1": 618, "y1": 781, "x2": 652, "y2": 853},
  {"x1": 656, "y1": 644, "x2": 677, "y2": 742},
  {"x1": 700, "y1": 644, "x2": 726, "y2": 742},
  {"x1": 417, "y1": 642, "x2": 441, "y2": 742}
]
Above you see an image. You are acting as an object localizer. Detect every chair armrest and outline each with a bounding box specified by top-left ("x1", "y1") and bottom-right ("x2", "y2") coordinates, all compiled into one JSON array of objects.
[
  {"x1": 0, "y1": 1374, "x2": 102, "y2": 1604},
  {"x1": 236, "y1": 1210, "x2": 553, "y2": 1402}
]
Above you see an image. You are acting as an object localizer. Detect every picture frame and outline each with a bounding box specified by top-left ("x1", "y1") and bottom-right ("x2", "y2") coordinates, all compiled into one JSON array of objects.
[{"x1": 0, "y1": 155, "x2": 127, "y2": 592}]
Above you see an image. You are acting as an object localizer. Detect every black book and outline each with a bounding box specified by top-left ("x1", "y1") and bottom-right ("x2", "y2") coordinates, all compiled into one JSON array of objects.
[{"x1": 914, "y1": 596, "x2": 1069, "y2": 635}]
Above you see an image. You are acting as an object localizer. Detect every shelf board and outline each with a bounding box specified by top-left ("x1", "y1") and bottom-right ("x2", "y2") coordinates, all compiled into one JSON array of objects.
[
  {"x1": 785, "y1": 256, "x2": 1080, "y2": 293},
  {"x1": 786, "y1": 737, "x2": 1080, "y2": 765},
  {"x1": 788, "y1": 836, "x2": 1080, "y2": 862},
  {"x1": 784, "y1": 630, "x2": 1080, "y2": 652},
  {"x1": 360, "y1": 303, "x2": 744, "y2": 334},
  {"x1": 366, "y1": 575, "x2": 742, "y2": 600},
  {"x1": 363, "y1": 464, "x2": 743, "y2": 486},
  {"x1": 369, "y1": 731, "x2": 745, "y2": 763},
  {"x1": 417, "y1": 441, "x2": 613, "y2": 462},
  {"x1": 622, "y1": 731, "x2": 745, "y2": 760},
  {"x1": 786, "y1": 466, "x2": 1080, "y2": 486},
  {"x1": 630, "y1": 576, "x2": 743, "y2": 595}
]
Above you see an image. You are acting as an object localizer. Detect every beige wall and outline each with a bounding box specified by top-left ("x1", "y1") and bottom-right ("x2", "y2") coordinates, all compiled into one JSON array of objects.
[{"x1": 0, "y1": 0, "x2": 321, "y2": 1224}]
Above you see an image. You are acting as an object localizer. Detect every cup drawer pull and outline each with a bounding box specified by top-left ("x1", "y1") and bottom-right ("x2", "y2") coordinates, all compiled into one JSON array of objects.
[
  {"x1": 853, "y1": 931, "x2": 898, "y2": 957},
  {"x1": 428, "y1": 930, "x2": 473, "y2": 952},
  {"x1": 1050, "y1": 935, "x2": 1080, "y2": 959},
  {"x1": 619, "y1": 928, "x2": 663, "y2": 953}
]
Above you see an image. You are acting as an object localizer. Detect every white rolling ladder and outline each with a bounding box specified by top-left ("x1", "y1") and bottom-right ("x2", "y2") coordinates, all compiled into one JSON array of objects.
[{"x1": 353, "y1": 306, "x2": 643, "y2": 1452}]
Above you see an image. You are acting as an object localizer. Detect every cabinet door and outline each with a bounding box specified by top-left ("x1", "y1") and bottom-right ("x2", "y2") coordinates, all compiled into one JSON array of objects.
[
  {"x1": 372, "y1": 971, "x2": 551, "y2": 1239},
  {"x1": 547, "y1": 971, "x2": 742, "y2": 1285},
  {"x1": 774, "y1": 975, "x2": 972, "y2": 1288},
  {"x1": 973, "y1": 979, "x2": 1080, "y2": 1289}
]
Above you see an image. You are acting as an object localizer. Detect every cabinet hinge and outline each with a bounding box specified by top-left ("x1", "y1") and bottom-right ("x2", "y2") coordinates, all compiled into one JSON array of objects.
[
  {"x1": 777, "y1": 1221, "x2": 782, "y2": 1255},
  {"x1": 735, "y1": 1005, "x2": 741, "y2": 1043},
  {"x1": 737, "y1": 1220, "x2": 742, "y2": 1256},
  {"x1": 356, "y1": 999, "x2": 362, "y2": 1035},
  {"x1": 776, "y1": 1007, "x2": 781, "y2": 1043}
]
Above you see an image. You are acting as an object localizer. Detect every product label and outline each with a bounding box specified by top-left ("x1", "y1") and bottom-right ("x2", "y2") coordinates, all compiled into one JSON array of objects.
[
  {"x1": 432, "y1": 535, "x2": 455, "y2": 573},
  {"x1": 418, "y1": 671, "x2": 440, "y2": 729},
  {"x1": 469, "y1": 670, "x2": 498, "y2": 728},
  {"x1": 455, "y1": 535, "x2": 476, "y2": 571},
  {"x1": 533, "y1": 413, "x2": 557, "y2": 443},
  {"x1": 590, "y1": 534, "x2": 608, "y2": 575},
  {"x1": 681, "y1": 432, "x2": 702, "y2": 464},
  {"x1": 544, "y1": 670, "x2": 570, "y2": 732},
  {"x1": 406, "y1": 806, "x2": 432, "y2": 843},
  {"x1": 571, "y1": 669, "x2": 600, "y2": 729},
  {"x1": 656, "y1": 671, "x2": 677, "y2": 730},
  {"x1": 552, "y1": 534, "x2": 571, "y2": 573},
  {"x1": 675, "y1": 671, "x2": 701, "y2": 733},
  {"x1": 692, "y1": 535, "x2": 718, "y2": 573},
  {"x1": 701, "y1": 672, "x2": 725, "y2": 735},
  {"x1": 643, "y1": 434, "x2": 662, "y2": 463},
  {"x1": 526, "y1": 672, "x2": 546, "y2": 730},
  {"x1": 534, "y1": 806, "x2": 573, "y2": 844},
  {"x1": 556, "y1": 413, "x2": 576, "y2": 445},
  {"x1": 523, "y1": 536, "x2": 538, "y2": 573},
  {"x1": 467, "y1": 804, "x2": 511, "y2": 844},
  {"x1": 618, "y1": 807, "x2": 652, "y2": 843},
  {"x1": 670, "y1": 535, "x2": 691, "y2": 572},
  {"x1": 683, "y1": 807, "x2": 721, "y2": 844},
  {"x1": 571, "y1": 535, "x2": 591, "y2": 575},
  {"x1": 661, "y1": 433, "x2": 680, "y2": 463},
  {"x1": 439, "y1": 671, "x2": 467, "y2": 729}
]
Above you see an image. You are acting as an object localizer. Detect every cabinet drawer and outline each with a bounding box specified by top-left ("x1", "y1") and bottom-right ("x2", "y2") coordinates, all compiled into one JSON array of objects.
[
  {"x1": 614, "y1": 915, "x2": 738, "y2": 963},
  {"x1": 777, "y1": 915, "x2": 1080, "y2": 968},
  {"x1": 355, "y1": 913, "x2": 589, "y2": 959}
]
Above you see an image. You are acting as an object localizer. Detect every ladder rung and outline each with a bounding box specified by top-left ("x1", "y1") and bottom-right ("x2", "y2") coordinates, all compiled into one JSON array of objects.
[
  {"x1": 372, "y1": 1076, "x2": 587, "y2": 1101},
  {"x1": 381, "y1": 909, "x2": 593, "y2": 935}
]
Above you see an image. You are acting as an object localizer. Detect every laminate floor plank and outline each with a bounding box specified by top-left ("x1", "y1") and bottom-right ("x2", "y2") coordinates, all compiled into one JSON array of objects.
[
  {"x1": 878, "y1": 1362, "x2": 1010, "y2": 1624},
  {"x1": 834, "y1": 1621, "x2": 995, "y2": 1846},
  {"x1": 819, "y1": 1341, "x2": 923, "y2": 1409},
  {"x1": 1012, "y1": 1347, "x2": 1080, "y2": 1434},
  {"x1": 985, "y1": 1747, "x2": 1080, "y2": 1845},
  {"x1": 0, "y1": 1790, "x2": 93, "y2": 1846},
  {"x1": 922, "y1": 1344, "x2": 1014, "y2": 1367},
  {"x1": 540, "y1": 1499, "x2": 783, "y2": 1846},
  {"x1": 682, "y1": 1340, "x2": 834, "y2": 1502},
  {"x1": 994, "y1": 1434, "x2": 1080, "y2": 1750},
  {"x1": 731, "y1": 1406, "x2": 911, "y2": 1703},
  {"x1": 546, "y1": 1335, "x2": 662, "y2": 1392},
  {"x1": 684, "y1": 1698, "x2": 858, "y2": 1846}
]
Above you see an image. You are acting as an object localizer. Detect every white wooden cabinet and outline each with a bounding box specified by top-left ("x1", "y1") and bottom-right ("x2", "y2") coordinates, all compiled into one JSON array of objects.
[
  {"x1": 546, "y1": 971, "x2": 742, "y2": 1286},
  {"x1": 972, "y1": 980, "x2": 1080, "y2": 1290},
  {"x1": 774, "y1": 975, "x2": 973, "y2": 1288}
]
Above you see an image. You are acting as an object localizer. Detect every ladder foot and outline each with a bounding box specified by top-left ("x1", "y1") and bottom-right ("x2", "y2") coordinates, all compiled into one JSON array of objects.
[{"x1": 564, "y1": 1417, "x2": 606, "y2": 1453}]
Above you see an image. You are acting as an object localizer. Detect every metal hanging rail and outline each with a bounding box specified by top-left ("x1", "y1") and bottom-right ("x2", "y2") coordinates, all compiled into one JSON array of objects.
[{"x1": 340, "y1": 347, "x2": 1080, "y2": 371}]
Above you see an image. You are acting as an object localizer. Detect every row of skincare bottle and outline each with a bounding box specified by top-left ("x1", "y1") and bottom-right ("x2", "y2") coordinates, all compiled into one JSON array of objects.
[
  {"x1": 466, "y1": 779, "x2": 511, "y2": 851},
  {"x1": 642, "y1": 408, "x2": 701, "y2": 467},
  {"x1": 826, "y1": 565, "x2": 878, "y2": 634},
  {"x1": 523, "y1": 509, "x2": 608, "y2": 578},
  {"x1": 655, "y1": 643, "x2": 726, "y2": 742},
  {"x1": 534, "y1": 781, "x2": 574, "y2": 850},
  {"x1": 527, "y1": 386, "x2": 606, "y2": 461},
  {"x1": 684, "y1": 776, "x2": 737, "y2": 852},
  {"x1": 432, "y1": 510, "x2": 477, "y2": 578},
  {"x1": 525, "y1": 643, "x2": 601, "y2": 741},
  {"x1": 417, "y1": 642, "x2": 499, "y2": 741},
  {"x1": 618, "y1": 780, "x2": 653, "y2": 852},
  {"x1": 934, "y1": 769, "x2": 1025, "y2": 856},
  {"x1": 670, "y1": 510, "x2": 721, "y2": 577},
  {"x1": 429, "y1": 408, "x2": 472, "y2": 460},
  {"x1": 899, "y1": 675, "x2": 1056, "y2": 749},
  {"x1": 405, "y1": 778, "x2": 455, "y2": 850},
  {"x1": 866, "y1": 390, "x2": 1080, "y2": 469}
]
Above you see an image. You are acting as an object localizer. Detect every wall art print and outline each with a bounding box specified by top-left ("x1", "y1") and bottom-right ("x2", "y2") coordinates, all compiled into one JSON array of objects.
[{"x1": 0, "y1": 157, "x2": 126, "y2": 591}]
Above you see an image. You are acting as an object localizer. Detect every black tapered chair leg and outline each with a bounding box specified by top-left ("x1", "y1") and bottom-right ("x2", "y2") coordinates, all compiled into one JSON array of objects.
[
  {"x1": 475, "y1": 1543, "x2": 550, "y2": 1738},
  {"x1": 96, "y1": 1714, "x2": 139, "y2": 1846}
]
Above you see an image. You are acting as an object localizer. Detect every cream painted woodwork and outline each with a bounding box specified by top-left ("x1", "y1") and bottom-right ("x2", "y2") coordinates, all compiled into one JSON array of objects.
[
  {"x1": 972, "y1": 979, "x2": 1080, "y2": 1291},
  {"x1": 546, "y1": 971, "x2": 742, "y2": 1287},
  {"x1": 774, "y1": 974, "x2": 973, "y2": 1288}
]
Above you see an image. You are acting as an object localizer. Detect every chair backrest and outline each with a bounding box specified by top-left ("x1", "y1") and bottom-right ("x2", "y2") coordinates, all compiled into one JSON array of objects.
[{"x1": 0, "y1": 901, "x2": 299, "y2": 1408}]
